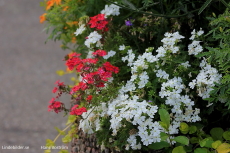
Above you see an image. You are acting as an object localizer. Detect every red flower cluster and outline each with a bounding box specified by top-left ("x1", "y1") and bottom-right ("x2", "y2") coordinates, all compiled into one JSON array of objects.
[
  {"x1": 92, "y1": 50, "x2": 107, "y2": 57},
  {"x1": 70, "y1": 105, "x2": 87, "y2": 115},
  {"x1": 48, "y1": 98, "x2": 64, "y2": 113},
  {"x1": 88, "y1": 14, "x2": 109, "y2": 32}
]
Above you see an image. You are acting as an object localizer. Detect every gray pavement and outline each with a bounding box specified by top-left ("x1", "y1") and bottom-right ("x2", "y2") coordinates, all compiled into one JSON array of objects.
[{"x1": 0, "y1": 0, "x2": 73, "y2": 152}]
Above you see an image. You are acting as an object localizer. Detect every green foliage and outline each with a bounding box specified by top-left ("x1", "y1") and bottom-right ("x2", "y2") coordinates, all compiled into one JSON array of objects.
[{"x1": 159, "y1": 108, "x2": 170, "y2": 130}]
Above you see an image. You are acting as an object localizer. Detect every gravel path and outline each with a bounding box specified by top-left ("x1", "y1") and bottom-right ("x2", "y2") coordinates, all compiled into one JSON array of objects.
[{"x1": 0, "y1": 1, "x2": 73, "y2": 152}]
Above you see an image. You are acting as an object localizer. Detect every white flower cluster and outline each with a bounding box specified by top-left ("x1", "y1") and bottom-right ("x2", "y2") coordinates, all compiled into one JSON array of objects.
[
  {"x1": 79, "y1": 103, "x2": 108, "y2": 134},
  {"x1": 188, "y1": 29, "x2": 204, "y2": 55},
  {"x1": 74, "y1": 24, "x2": 86, "y2": 36},
  {"x1": 189, "y1": 58, "x2": 222, "y2": 99},
  {"x1": 159, "y1": 75, "x2": 201, "y2": 124},
  {"x1": 101, "y1": 3, "x2": 120, "y2": 17},
  {"x1": 161, "y1": 32, "x2": 185, "y2": 53},
  {"x1": 84, "y1": 31, "x2": 102, "y2": 48},
  {"x1": 190, "y1": 28, "x2": 204, "y2": 40},
  {"x1": 107, "y1": 93, "x2": 161, "y2": 149}
]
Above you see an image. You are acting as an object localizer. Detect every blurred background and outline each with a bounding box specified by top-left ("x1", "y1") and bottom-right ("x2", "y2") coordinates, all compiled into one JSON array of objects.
[{"x1": 0, "y1": 0, "x2": 72, "y2": 152}]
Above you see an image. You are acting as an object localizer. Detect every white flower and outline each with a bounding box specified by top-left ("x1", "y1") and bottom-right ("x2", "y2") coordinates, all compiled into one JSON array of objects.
[
  {"x1": 74, "y1": 24, "x2": 86, "y2": 36},
  {"x1": 197, "y1": 28, "x2": 204, "y2": 36},
  {"x1": 180, "y1": 61, "x2": 191, "y2": 68},
  {"x1": 84, "y1": 31, "x2": 102, "y2": 48},
  {"x1": 101, "y1": 3, "x2": 120, "y2": 17},
  {"x1": 119, "y1": 44, "x2": 126, "y2": 50},
  {"x1": 103, "y1": 50, "x2": 116, "y2": 59}
]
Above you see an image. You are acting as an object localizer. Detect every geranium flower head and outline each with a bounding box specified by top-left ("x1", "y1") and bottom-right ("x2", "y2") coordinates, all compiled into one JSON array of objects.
[
  {"x1": 70, "y1": 105, "x2": 87, "y2": 115},
  {"x1": 92, "y1": 50, "x2": 107, "y2": 57},
  {"x1": 48, "y1": 98, "x2": 64, "y2": 113}
]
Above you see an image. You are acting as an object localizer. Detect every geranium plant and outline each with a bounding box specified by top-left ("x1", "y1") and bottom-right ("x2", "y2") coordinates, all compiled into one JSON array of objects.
[{"x1": 40, "y1": 0, "x2": 230, "y2": 153}]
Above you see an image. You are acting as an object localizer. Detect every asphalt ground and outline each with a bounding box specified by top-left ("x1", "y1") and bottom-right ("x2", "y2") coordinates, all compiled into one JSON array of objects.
[{"x1": 0, "y1": 0, "x2": 73, "y2": 152}]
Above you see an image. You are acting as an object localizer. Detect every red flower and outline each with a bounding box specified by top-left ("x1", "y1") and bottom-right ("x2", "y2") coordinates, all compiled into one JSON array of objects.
[
  {"x1": 52, "y1": 87, "x2": 58, "y2": 93},
  {"x1": 70, "y1": 105, "x2": 87, "y2": 115},
  {"x1": 65, "y1": 53, "x2": 82, "y2": 71},
  {"x1": 86, "y1": 95, "x2": 93, "y2": 101},
  {"x1": 92, "y1": 50, "x2": 107, "y2": 57},
  {"x1": 88, "y1": 14, "x2": 109, "y2": 31},
  {"x1": 55, "y1": 80, "x2": 65, "y2": 87},
  {"x1": 103, "y1": 62, "x2": 119, "y2": 74},
  {"x1": 70, "y1": 82, "x2": 88, "y2": 94},
  {"x1": 48, "y1": 98, "x2": 64, "y2": 113}
]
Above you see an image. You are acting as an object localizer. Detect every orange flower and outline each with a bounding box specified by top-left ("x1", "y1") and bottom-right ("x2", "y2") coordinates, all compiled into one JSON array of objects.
[
  {"x1": 46, "y1": 0, "x2": 54, "y2": 10},
  {"x1": 71, "y1": 37, "x2": 76, "y2": 43},
  {"x1": 54, "y1": 0, "x2": 61, "y2": 5},
  {"x1": 66, "y1": 21, "x2": 78, "y2": 27},
  {"x1": 39, "y1": 13, "x2": 47, "y2": 23},
  {"x1": 62, "y1": 6, "x2": 69, "y2": 11}
]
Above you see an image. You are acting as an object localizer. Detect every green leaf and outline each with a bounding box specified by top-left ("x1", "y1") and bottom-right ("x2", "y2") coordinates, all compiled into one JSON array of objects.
[
  {"x1": 198, "y1": 0, "x2": 213, "y2": 15},
  {"x1": 159, "y1": 109, "x2": 170, "y2": 129},
  {"x1": 180, "y1": 122, "x2": 189, "y2": 134},
  {"x1": 148, "y1": 141, "x2": 170, "y2": 150},
  {"x1": 223, "y1": 131, "x2": 230, "y2": 140},
  {"x1": 160, "y1": 132, "x2": 169, "y2": 141},
  {"x1": 194, "y1": 148, "x2": 208, "y2": 153},
  {"x1": 174, "y1": 136, "x2": 189, "y2": 145},
  {"x1": 172, "y1": 146, "x2": 186, "y2": 153},
  {"x1": 210, "y1": 127, "x2": 224, "y2": 140},
  {"x1": 58, "y1": 150, "x2": 69, "y2": 153},
  {"x1": 54, "y1": 127, "x2": 65, "y2": 136},
  {"x1": 44, "y1": 150, "x2": 51, "y2": 153},
  {"x1": 189, "y1": 125, "x2": 197, "y2": 134},
  {"x1": 62, "y1": 134, "x2": 72, "y2": 143},
  {"x1": 46, "y1": 139, "x2": 55, "y2": 147},
  {"x1": 190, "y1": 137, "x2": 199, "y2": 144},
  {"x1": 66, "y1": 115, "x2": 77, "y2": 125},
  {"x1": 212, "y1": 140, "x2": 222, "y2": 149},
  {"x1": 200, "y1": 137, "x2": 214, "y2": 148}
]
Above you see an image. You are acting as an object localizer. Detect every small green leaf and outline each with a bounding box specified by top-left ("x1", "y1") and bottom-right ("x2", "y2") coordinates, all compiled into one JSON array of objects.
[
  {"x1": 54, "y1": 127, "x2": 65, "y2": 136},
  {"x1": 159, "y1": 109, "x2": 170, "y2": 129},
  {"x1": 44, "y1": 149, "x2": 51, "y2": 153},
  {"x1": 66, "y1": 115, "x2": 77, "y2": 125},
  {"x1": 160, "y1": 132, "x2": 169, "y2": 141},
  {"x1": 62, "y1": 134, "x2": 72, "y2": 143},
  {"x1": 194, "y1": 148, "x2": 208, "y2": 153},
  {"x1": 180, "y1": 122, "x2": 189, "y2": 134},
  {"x1": 212, "y1": 140, "x2": 222, "y2": 149},
  {"x1": 174, "y1": 136, "x2": 189, "y2": 145},
  {"x1": 191, "y1": 137, "x2": 199, "y2": 144},
  {"x1": 189, "y1": 125, "x2": 197, "y2": 134},
  {"x1": 58, "y1": 150, "x2": 69, "y2": 153},
  {"x1": 223, "y1": 131, "x2": 230, "y2": 140},
  {"x1": 46, "y1": 139, "x2": 55, "y2": 147},
  {"x1": 172, "y1": 146, "x2": 186, "y2": 153},
  {"x1": 210, "y1": 127, "x2": 224, "y2": 140}
]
